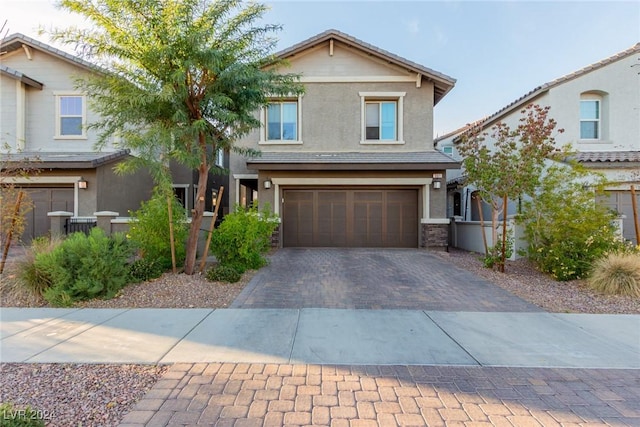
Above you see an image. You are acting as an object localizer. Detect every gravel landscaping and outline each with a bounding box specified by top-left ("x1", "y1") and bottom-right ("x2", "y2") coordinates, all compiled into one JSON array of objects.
[
  {"x1": 0, "y1": 364, "x2": 167, "y2": 427},
  {"x1": 0, "y1": 247, "x2": 638, "y2": 426}
]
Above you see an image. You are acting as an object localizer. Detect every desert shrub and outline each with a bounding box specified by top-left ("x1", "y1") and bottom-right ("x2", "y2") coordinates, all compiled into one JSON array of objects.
[
  {"x1": 128, "y1": 189, "x2": 188, "y2": 269},
  {"x1": 210, "y1": 204, "x2": 278, "y2": 273},
  {"x1": 28, "y1": 228, "x2": 133, "y2": 306},
  {"x1": 482, "y1": 236, "x2": 513, "y2": 269},
  {"x1": 206, "y1": 265, "x2": 242, "y2": 283},
  {"x1": 129, "y1": 257, "x2": 165, "y2": 282},
  {"x1": 588, "y1": 252, "x2": 640, "y2": 297},
  {"x1": 0, "y1": 402, "x2": 45, "y2": 427},
  {"x1": 519, "y1": 165, "x2": 620, "y2": 281},
  {"x1": 16, "y1": 236, "x2": 63, "y2": 296}
]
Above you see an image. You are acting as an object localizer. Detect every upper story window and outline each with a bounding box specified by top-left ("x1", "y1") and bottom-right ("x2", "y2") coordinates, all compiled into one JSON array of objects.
[
  {"x1": 359, "y1": 92, "x2": 405, "y2": 144},
  {"x1": 442, "y1": 146, "x2": 454, "y2": 155},
  {"x1": 580, "y1": 99, "x2": 600, "y2": 140},
  {"x1": 215, "y1": 147, "x2": 224, "y2": 168},
  {"x1": 55, "y1": 93, "x2": 86, "y2": 139},
  {"x1": 260, "y1": 96, "x2": 303, "y2": 145},
  {"x1": 366, "y1": 101, "x2": 396, "y2": 140}
]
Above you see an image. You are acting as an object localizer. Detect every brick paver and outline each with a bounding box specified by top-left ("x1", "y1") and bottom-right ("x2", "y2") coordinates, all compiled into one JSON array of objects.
[
  {"x1": 119, "y1": 364, "x2": 640, "y2": 426},
  {"x1": 231, "y1": 248, "x2": 541, "y2": 311}
]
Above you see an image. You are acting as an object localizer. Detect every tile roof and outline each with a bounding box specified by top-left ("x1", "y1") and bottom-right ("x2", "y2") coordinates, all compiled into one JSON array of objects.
[
  {"x1": 247, "y1": 151, "x2": 459, "y2": 165},
  {"x1": 444, "y1": 42, "x2": 640, "y2": 137},
  {"x1": 274, "y1": 29, "x2": 456, "y2": 105},
  {"x1": 2, "y1": 150, "x2": 130, "y2": 169},
  {"x1": 0, "y1": 64, "x2": 43, "y2": 89},
  {"x1": 574, "y1": 151, "x2": 640, "y2": 163}
]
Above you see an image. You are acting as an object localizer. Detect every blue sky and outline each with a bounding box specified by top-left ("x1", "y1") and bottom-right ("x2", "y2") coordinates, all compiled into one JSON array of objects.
[{"x1": 3, "y1": 0, "x2": 639, "y2": 136}]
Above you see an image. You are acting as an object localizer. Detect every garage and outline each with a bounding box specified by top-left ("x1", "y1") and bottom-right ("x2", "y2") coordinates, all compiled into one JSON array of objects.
[
  {"x1": 21, "y1": 187, "x2": 74, "y2": 242},
  {"x1": 282, "y1": 188, "x2": 418, "y2": 248}
]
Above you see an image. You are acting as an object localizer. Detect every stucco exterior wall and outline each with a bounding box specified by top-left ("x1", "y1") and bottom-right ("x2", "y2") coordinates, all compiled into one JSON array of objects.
[
  {"x1": 547, "y1": 53, "x2": 639, "y2": 151},
  {"x1": 96, "y1": 161, "x2": 154, "y2": 215},
  {"x1": 1, "y1": 48, "x2": 117, "y2": 153},
  {"x1": 0, "y1": 74, "x2": 18, "y2": 149}
]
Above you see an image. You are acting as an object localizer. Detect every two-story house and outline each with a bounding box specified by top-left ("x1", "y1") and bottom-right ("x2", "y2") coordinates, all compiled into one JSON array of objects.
[
  {"x1": 436, "y1": 42, "x2": 640, "y2": 245},
  {"x1": 1, "y1": 33, "x2": 227, "y2": 242},
  {"x1": 230, "y1": 30, "x2": 459, "y2": 249}
]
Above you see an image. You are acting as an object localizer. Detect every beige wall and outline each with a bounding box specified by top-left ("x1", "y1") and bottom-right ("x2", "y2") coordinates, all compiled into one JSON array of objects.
[{"x1": 1, "y1": 47, "x2": 118, "y2": 153}]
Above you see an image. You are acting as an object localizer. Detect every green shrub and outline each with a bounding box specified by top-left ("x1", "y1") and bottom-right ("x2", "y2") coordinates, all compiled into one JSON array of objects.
[
  {"x1": 588, "y1": 252, "x2": 640, "y2": 297},
  {"x1": 519, "y1": 165, "x2": 620, "y2": 281},
  {"x1": 24, "y1": 228, "x2": 133, "y2": 306},
  {"x1": 0, "y1": 402, "x2": 45, "y2": 427},
  {"x1": 128, "y1": 189, "x2": 188, "y2": 269},
  {"x1": 210, "y1": 204, "x2": 278, "y2": 273},
  {"x1": 206, "y1": 265, "x2": 242, "y2": 283},
  {"x1": 482, "y1": 236, "x2": 513, "y2": 270},
  {"x1": 129, "y1": 257, "x2": 165, "y2": 282}
]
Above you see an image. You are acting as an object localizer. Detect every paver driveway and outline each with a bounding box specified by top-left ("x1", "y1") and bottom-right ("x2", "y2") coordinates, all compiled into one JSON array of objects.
[{"x1": 231, "y1": 248, "x2": 541, "y2": 311}]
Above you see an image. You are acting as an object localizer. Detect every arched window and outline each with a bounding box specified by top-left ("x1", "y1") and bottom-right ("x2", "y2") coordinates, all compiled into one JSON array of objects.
[{"x1": 580, "y1": 91, "x2": 608, "y2": 141}]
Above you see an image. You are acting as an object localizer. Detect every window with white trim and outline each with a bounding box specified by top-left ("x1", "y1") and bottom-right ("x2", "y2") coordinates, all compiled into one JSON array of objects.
[
  {"x1": 359, "y1": 92, "x2": 405, "y2": 144},
  {"x1": 260, "y1": 96, "x2": 302, "y2": 144},
  {"x1": 442, "y1": 146, "x2": 454, "y2": 155},
  {"x1": 580, "y1": 99, "x2": 600, "y2": 140},
  {"x1": 55, "y1": 94, "x2": 86, "y2": 138},
  {"x1": 215, "y1": 147, "x2": 224, "y2": 168}
]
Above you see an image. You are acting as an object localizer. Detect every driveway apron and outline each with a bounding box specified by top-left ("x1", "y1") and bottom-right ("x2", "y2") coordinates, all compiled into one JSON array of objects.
[{"x1": 231, "y1": 248, "x2": 541, "y2": 311}]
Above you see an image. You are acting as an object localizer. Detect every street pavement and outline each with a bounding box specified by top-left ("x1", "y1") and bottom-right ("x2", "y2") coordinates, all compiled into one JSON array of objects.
[{"x1": 2, "y1": 247, "x2": 639, "y2": 426}]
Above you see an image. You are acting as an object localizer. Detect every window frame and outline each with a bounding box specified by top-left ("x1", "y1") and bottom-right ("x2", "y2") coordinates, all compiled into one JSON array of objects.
[
  {"x1": 54, "y1": 92, "x2": 87, "y2": 139},
  {"x1": 579, "y1": 98, "x2": 600, "y2": 140},
  {"x1": 259, "y1": 95, "x2": 303, "y2": 145},
  {"x1": 359, "y1": 91, "x2": 405, "y2": 145}
]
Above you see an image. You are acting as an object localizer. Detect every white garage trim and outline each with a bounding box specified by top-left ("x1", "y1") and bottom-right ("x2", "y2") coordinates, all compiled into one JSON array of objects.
[
  {"x1": 1, "y1": 175, "x2": 83, "y2": 216},
  {"x1": 270, "y1": 177, "x2": 433, "y2": 219}
]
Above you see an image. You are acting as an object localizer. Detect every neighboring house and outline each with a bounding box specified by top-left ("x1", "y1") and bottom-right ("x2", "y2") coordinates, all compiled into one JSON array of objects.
[
  {"x1": 0, "y1": 33, "x2": 227, "y2": 242},
  {"x1": 231, "y1": 30, "x2": 459, "y2": 248},
  {"x1": 436, "y1": 42, "x2": 640, "y2": 245}
]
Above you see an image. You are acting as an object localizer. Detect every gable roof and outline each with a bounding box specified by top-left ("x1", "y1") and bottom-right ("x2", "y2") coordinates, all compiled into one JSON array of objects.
[
  {"x1": 446, "y1": 42, "x2": 640, "y2": 138},
  {"x1": 1, "y1": 33, "x2": 99, "y2": 73},
  {"x1": 274, "y1": 29, "x2": 456, "y2": 105},
  {"x1": 0, "y1": 64, "x2": 43, "y2": 89}
]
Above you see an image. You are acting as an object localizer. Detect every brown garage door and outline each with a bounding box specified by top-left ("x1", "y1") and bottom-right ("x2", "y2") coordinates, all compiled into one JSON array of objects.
[
  {"x1": 21, "y1": 187, "x2": 74, "y2": 243},
  {"x1": 283, "y1": 189, "x2": 418, "y2": 248}
]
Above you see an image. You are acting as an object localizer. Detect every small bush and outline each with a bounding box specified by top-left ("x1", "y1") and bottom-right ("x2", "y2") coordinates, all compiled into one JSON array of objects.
[
  {"x1": 206, "y1": 265, "x2": 242, "y2": 283},
  {"x1": 519, "y1": 165, "x2": 620, "y2": 281},
  {"x1": 210, "y1": 204, "x2": 278, "y2": 273},
  {"x1": 482, "y1": 237, "x2": 513, "y2": 270},
  {"x1": 18, "y1": 228, "x2": 133, "y2": 306},
  {"x1": 0, "y1": 402, "x2": 45, "y2": 427},
  {"x1": 128, "y1": 189, "x2": 188, "y2": 270},
  {"x1": 129, "y1": 257, "x2": 165, "y2": 282},
  {"x1": 588, "y1": 252, "x2": 640, "y2": 297}
]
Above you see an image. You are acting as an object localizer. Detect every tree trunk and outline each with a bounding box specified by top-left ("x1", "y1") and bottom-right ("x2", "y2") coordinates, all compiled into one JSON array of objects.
[
  {"x1": 0, "y1": 190, "x2": 24, "y2": 274},
  {"x1": 184, "y1": 133, "x2": 210, "y2": 275},
  {"x1": 501, "y1": 194, "x2": 508, "y2": 273},
  {"x1": 475, "y1": 195, "x2": 489, "y2": 255}
]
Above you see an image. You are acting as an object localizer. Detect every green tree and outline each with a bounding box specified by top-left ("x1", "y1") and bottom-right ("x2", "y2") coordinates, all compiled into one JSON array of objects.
[
  {"x1": 457, "y1": 104, "x2": 566, "y2": 272},
  {"x1": 519, "y1": 163, "x2": 620, "y2": 281},
  {"x1": 49, "y1": 0, "x2": 303, "y2": 274}
]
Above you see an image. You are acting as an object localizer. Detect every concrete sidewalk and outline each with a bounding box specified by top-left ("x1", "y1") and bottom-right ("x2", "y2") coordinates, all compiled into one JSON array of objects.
[{"x1": 1, "y1": 308, "x2": 639, "y2": 368}]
